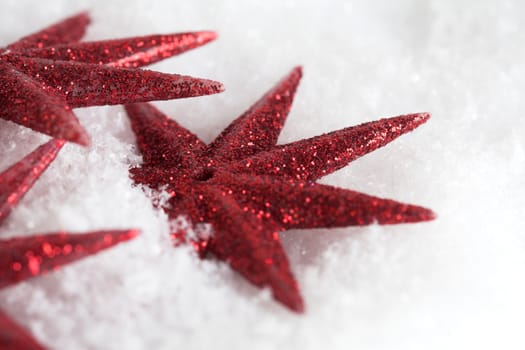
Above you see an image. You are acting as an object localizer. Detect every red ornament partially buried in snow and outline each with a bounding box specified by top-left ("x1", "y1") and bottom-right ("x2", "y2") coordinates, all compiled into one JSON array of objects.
[{"x1": 125, "y1": 66, "x2": 435, "y2": 312}]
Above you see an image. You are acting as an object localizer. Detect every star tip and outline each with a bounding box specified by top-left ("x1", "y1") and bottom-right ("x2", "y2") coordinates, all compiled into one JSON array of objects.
[
  {"x1": 71, "y1": 130, "x2": 91, "y2": 147},
  {"x1": 197, "y1": 30, "x2": 218, "y2": 43},
  {"x1": 106, "y1": 229, "x2": 140, "y2": 244},
  {"x1": 127, "y1": 229, "x2": 141, "y2": 239},
  {"x1": 290, "y1": 299, "x2": 306, "y2": 313},
  {"x1": 388, "y1": 112, "x2": 431, "y2": 132},
  {"x1": 281, "y1": 296, "x2": 305, "y2": 313},
  {"x1": 55, "y1": 123, "x2": 91, "y2": 147},
  {"x1": 187, "y1": 76, "x2": 225, "y2": 96},
  {"x1": 205, "y1": 79, "x2": 226, "y2": 94},
  {"x1": 405, "y1": 205, "x2": 436, "y2": 223},
  {"x1": 378, "y1": 201, "x2": 436, "y2": 225},
  {"x1": 273, "y1": 283, "x2": 305, "y2": 313},
  {"x1": 422, "y1": 207, "x2": 437, "y2": 221},
  {"x1": 288, "y1": 66, "x2": 303, "y2": 80},
  {"x1": 76, "y1": 136, "x2": 91, "y2": 147},
  {"x1": 418, "y1": 111, "x2": 431, "y2": 121},
  {"x1": 408, "y1": 112, "x2": 431, "y2": 125},
  {"x1": 216, "y1": 82, "x2": 226, "y2": 93}
]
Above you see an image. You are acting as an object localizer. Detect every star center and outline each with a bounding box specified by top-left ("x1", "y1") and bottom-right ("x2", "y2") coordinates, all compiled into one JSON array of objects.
[{"x1": 192, "y1": 167, "x2": 216, "y2": 182}]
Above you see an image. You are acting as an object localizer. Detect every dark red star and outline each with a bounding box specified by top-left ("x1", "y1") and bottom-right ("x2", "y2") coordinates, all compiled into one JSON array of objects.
[
  {"x1": 125, "y1": 66, "x2": 435, "y2": 312},
  {"x1": 0, "y1": 12, "x2": 224, "y2": 146},
  {"x1": 0, "y1": 141, "x2": 138, "y2": 349}
]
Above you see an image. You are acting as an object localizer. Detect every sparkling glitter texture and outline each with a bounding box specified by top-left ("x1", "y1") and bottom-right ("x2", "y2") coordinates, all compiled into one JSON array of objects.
[
  {"x1": 0, "y1": 229, "x2": 138, "y2": 289},
  {"x1": 0, "y1": 12, "x2": 223, "y2": 146},
  {"x1": 126, "y1": 66, "x2": 435, "y2": 312},
  {"x1": 0, "y1": 139, "x2": 64, "y2": 223},
  {"x1": 0, "y1": 143, "x2": 139, "y2": 349}
]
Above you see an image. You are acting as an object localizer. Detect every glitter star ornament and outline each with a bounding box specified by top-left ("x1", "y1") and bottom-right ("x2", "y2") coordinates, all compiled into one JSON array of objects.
[
  {"x1": 0, "y1": 143, "x2": 139, "y2": 348},
  {"x1": 125, "y1": 66, "x2": 435, "y2": 312},
  {"x1": 0, "y1": 12, "x2": 224, "y2": 146}
]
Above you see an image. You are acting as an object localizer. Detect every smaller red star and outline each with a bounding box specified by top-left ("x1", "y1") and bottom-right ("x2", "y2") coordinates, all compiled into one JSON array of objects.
[
  {"x1": 125, "y1": 66, "x2": 435, "y2": 312},
  {"x1": 0, "y1": 12, "x2": 223, "y2": 146},
  {"x1": 0, "y1": 141, "x2": 138, "y2": 349}
]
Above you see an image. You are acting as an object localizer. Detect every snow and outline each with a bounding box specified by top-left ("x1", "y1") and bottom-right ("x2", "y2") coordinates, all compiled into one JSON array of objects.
[{"x1": 1, "y1": 0, "x2": 525, "y2": 349}]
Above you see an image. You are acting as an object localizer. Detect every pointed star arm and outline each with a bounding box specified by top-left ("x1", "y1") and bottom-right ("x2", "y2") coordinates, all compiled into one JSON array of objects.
[
  {"x1": 213, "y1": 172, "x2": 435, "y2": 229},
  {"x1": 126, "y1": 103, "x2": 205, "y2": 167},
  {"x1": 196, "y1": 186, "x2": 304, "y2": 312},
  {"x1": 0, "y1": 140, "x2": 65, "y2": 224},
  {"x1": 0, "y1": 309, "x2": 46, "y2": 350},
  {"x1": 0, "y1": 229, "x2": 138, "y2": 289},
  {"x1": 7, "y1": 12, "x2": 90, "y2": 52},
  {"x1": 229, "y1": 112, "x2": 430, "y2": 181},
  {"x1": 0, "y1": 60, "x2": 89, "y2": 145},
  {"x1": 6, "y1": 56, "x2": 224, "y2": 108},
  {"x1": 206, "y1": 67, "x2": 302, "y2": 162},
  {"x1": 18, "y1": 31, "x2": 217, "y2": 68}
]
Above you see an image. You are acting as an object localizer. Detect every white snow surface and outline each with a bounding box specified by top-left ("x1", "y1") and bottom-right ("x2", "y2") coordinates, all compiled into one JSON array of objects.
[{"x1": 1, "y1": 0, "x2": 525, "y2": 349}]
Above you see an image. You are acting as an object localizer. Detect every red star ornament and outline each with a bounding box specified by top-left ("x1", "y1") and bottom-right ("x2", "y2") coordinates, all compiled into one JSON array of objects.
[
  {"x1": 125, "y1": 66, "x2": 435, "y2": 312},
  {"x1": 0, "y1": 142, "x2": 139, "y2": 349},
  {"x1": 0, "y1": 12, "x2": 224, "y2": 146}
]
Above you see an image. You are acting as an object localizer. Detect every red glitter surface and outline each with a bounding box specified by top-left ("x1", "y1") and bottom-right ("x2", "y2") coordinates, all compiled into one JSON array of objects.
[
  {"x1": 0, "y1": 12, "x2": 223, "y2": 146},
  {"x1": 0, "y1": 143, "x2": 139, "y2": 348},
  {"x1": 125, "y1": 66, "x2": 435, "y2": 312},
  {"x1": 0, "y1": 140, "x2": 64, "y2": 223},
  {"x1": 0, "y1": 229, "x2": 138, "y2": 289},
  {"x1": 0, "y1": 309, "x2": 46, "y2": 350}
]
